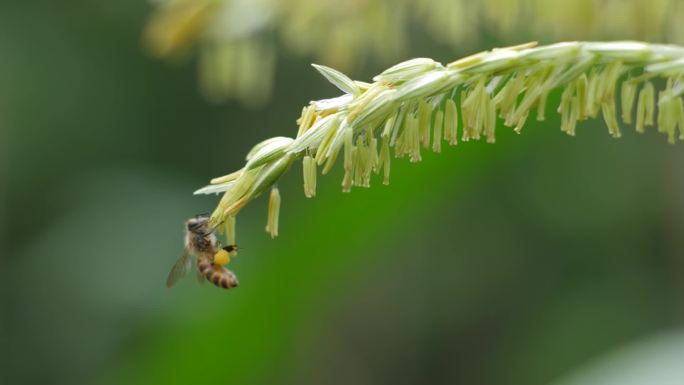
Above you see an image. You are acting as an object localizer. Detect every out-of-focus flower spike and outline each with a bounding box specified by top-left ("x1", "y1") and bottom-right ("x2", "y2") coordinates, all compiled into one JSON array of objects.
[{"x1": 143, "y1": 1, "x2": 214, "y2": 59}]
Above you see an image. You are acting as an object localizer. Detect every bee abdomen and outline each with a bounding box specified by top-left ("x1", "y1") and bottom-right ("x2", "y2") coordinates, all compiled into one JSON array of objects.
[{"x1": 197, "y1": 256, "x2": 239, "y2": 289}]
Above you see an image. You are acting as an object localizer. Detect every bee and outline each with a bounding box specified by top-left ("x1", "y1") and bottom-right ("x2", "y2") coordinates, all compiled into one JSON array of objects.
[{"x1": 166, "y1": 214, "x2": 240, "y2": 289}]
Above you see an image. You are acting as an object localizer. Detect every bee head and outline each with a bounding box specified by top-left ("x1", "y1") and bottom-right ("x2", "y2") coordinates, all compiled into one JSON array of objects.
[{"x1": 186, "y1": 214, "x2": 211, "y2": 234}]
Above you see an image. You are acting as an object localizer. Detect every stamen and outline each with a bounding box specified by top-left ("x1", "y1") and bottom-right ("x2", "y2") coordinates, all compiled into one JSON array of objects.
[
  {"x1": 636, "y1": 81, "x2": 655, "y2": 133},
  {"x1": 303, "y1": 156, "x2": 317, "y2": 197},
  {"x1": 265, "y1": 187, "x2": 280, "y2": 238},
  {"x1": 432, "y1": 109, "x2": 444, "y2": 152},
  {"x1": 444, "y1": 99, "x2": 459, "y2": 145},
  {"x1": 225, "y1": 215, "x2": 236, "y2": 250},
  {"x1": 621, "y1": 80, "x2": 637, "y2": 124}
]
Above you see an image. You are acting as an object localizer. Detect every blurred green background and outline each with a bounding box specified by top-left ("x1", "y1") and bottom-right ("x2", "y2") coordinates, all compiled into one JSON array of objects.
[{"x1": 2, "y1": 1, "x2": 684, "y2": 385}]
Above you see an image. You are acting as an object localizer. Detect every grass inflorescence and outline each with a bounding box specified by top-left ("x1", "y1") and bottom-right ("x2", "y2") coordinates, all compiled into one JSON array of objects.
[{"x1": 195, "y1": 41, "x2": 684, "y2": 240}]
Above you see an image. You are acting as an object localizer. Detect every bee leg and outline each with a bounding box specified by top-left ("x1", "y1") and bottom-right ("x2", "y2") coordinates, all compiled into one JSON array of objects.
[
  {"x1": 223, "y1": 245, "x2": 238, "y2": 253},
  {"x1": 213, "y1": 249, "x2": 231, "y2": 266}
]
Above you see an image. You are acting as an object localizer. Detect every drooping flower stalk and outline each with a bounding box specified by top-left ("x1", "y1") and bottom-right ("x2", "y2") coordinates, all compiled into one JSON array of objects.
[{"x1": 195, "y1": 41, "x2": 684, "y2": 239}]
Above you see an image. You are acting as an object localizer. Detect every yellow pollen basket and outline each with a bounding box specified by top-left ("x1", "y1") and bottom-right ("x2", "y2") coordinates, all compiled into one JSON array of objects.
[{"x1": 213, "y1": 249, "x2": 230, "y2": 266}]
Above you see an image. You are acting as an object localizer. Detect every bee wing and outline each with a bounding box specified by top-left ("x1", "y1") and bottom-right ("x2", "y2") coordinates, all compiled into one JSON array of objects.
[
  {"x1": 196, "y1": 269, "x2": 206, "y2": 284},
  {"x1": 166, "y1": 252, "x2": 193, "y2": 288}
]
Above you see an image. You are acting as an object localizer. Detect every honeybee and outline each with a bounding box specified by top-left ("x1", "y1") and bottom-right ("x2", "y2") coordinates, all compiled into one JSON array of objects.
[{"x1": 166, "y1": 214, "x2": 240, "y2": 289}]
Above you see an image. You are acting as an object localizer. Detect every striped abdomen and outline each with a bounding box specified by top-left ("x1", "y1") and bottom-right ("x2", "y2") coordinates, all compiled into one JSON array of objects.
[{"x1": 197, "y1": 255, "x2": 239, "y2": 289}]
